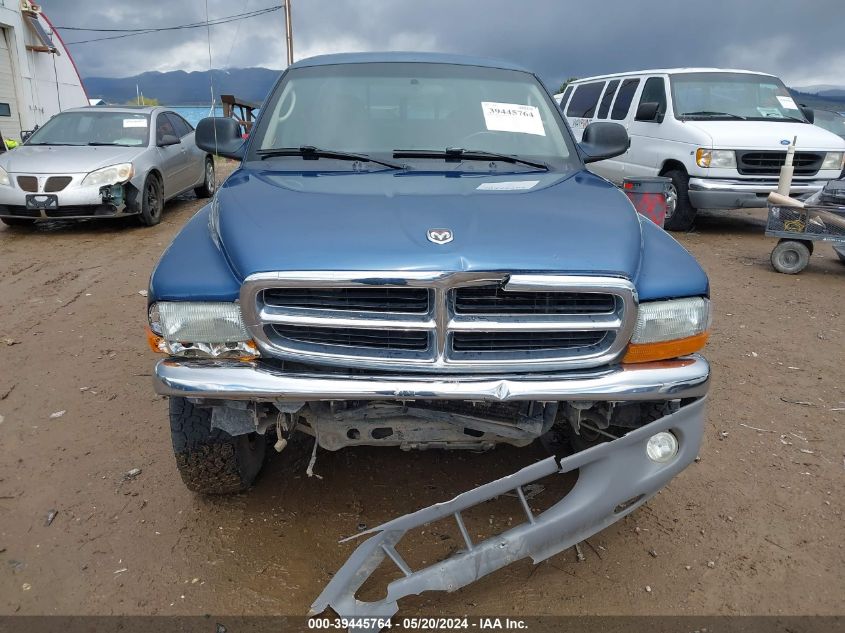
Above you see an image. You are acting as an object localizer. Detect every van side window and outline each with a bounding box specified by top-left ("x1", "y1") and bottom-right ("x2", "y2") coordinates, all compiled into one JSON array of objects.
[
  {"x1": 559, "y1": 85, "x2": 574, "y2": 109},
  {"x1": 596, "y1": 80, "x2": 620, "y2": 119},
  {"x1": 636, "y1": 77, "x2": 667, "y2": 119},
  {"x1": 566, "y1": 82, "x2": 605, "y2": 118},
  {"x1": 610, "y1": 78, "x2": 640, "y2": 120}
]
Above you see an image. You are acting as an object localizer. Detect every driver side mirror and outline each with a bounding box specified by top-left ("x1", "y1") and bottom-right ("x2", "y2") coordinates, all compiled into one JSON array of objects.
[
  {"x1": 578, "y1": 122, "x2": 630, "y2": 163},
  {"x1": 635, "y1": 101, "x2": 663, "y2": 123},
  {"x1": 799, "y1": 105, "x2": 814, "y2": 124},
  {"x1": 196, "y1": 117, "x2": 246, "y2": 160},
  {"x1": 157, "y1": 134, "x2": 180, "y2": 147}
]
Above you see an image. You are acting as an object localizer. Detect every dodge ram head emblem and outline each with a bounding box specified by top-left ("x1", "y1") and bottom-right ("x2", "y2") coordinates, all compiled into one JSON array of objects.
[{"x1": 427, "y1": 228, "x2": 454, "y2": 244}]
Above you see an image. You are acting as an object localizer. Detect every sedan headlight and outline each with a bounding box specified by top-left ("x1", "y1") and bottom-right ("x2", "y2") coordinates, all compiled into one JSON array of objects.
[
  {"x1": 623, "y1": 297, "x2": 711, "y2": 363},
  {"x1": 821, "y1": 152, "x2": 845, "y2": 171},
  {"x1": 0, "y1": 166, "x2": 9, "y2": 187},
  {"x1": 695, "y1": 149, "x2": 736, "y2": 169},
  {"x1": 147, "y1": 301, "x2": 258, "y2": 359},
  {"x1": 82, "y1": 163, "x2": 134, "y2": 187}
]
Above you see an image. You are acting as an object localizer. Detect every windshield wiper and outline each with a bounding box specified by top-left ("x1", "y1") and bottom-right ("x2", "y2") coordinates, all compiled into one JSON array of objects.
[
  {"x1": 88, "y1": 142, "x2": 124, "y2": 146},
  {"x1": 256, "y1": 145, "x2": 404, "y2": 169},
  {"x1": 393, "y1": 148, "x2": 549, "y2": 171},
  {"x1": 680, "y1": 111, "x2": 746, "y2": 120},
  {"x1": 26, "y1": 142, "x2": 82, "y2": 146}
]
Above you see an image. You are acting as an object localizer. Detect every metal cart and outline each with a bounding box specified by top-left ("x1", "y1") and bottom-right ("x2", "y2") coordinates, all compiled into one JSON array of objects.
[{"x1": 766, "y1": 202, "x2": 845, "y2": 274}]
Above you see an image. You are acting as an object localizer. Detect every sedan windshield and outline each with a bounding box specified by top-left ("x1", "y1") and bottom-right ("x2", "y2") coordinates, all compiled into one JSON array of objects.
[
  {"x1": 26, "y1": 111, "x2": 151, "y2": 147},
  {"x1": 250, "y1": 62, "x2": 576, "y2": 170},
  {"x1": 671, "y1": 72, "x2": 807, "y2": 122}
]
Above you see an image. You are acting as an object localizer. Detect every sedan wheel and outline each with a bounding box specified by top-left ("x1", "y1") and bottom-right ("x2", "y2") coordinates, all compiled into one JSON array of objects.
[
  {"x1": 194, "y1": 158, "x2": 216, "y2": 199},
  {"x1": 139, "y1": 175, "x2": 163, "y2": 226}
]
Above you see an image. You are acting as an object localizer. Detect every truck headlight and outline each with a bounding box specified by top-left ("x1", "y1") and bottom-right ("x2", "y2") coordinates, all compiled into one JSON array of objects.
[
  {"x1": 821, "y1": 152, "x2": 845, "y2": 171},
  {"x1": 0, "y1": 166, "x2": 10, "y2": 187},
  {"x1": 695, "y1": 149, "x2": 736, "y2": 169},
  {"x1": 146, "y1": 301, "x2": 258, "y2": 359},
  {"x1": 82, "y1": 163, "x2": 134, "y2": 187},
  {"x1": 623, "y1": 297, "x2": 710, "y2": 363}
]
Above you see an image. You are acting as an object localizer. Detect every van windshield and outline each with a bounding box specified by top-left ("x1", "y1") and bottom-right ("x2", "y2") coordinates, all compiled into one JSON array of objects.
[
  {"x1": 671, "y1": 72, "x2": 807, "y2": 122},
  {"x1": 249, "y1": 62, "x2": 578, "y2": 171}
]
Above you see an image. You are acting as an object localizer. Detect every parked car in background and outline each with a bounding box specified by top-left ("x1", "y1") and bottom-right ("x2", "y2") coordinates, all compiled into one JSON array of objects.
[
  {"x1": 0, "y1": 106, "x2": 216, "y2": 227},
  {"x1": 556, "y1": 69, "x2": 845, "y2": 230}
]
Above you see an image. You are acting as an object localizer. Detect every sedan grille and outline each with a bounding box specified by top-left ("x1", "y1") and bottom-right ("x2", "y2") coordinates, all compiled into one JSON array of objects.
[
  {"x1": 16, "y1": 176, "x2": 38, "y2": 192},
  {"x1": 242, "y1": 272, "x2": 637, "y2": 373},
  {"x1": 44, "y1": 176, "x2": 72, "y2": 193}
]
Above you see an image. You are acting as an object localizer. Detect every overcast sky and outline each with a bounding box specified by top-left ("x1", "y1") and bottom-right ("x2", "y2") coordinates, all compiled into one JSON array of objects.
[{"x1": 41, "y1": 0, "x2": 845, "y2": 89}]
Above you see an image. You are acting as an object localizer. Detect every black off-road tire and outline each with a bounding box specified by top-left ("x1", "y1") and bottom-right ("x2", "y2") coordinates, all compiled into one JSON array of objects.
[
  {"x1": 169, "y1": 397, "x2": 266, "y2": 494},
  {"x1": 662, "y1": 169, "x2": 697, "y2": 232},
  {"x1": 1, "y1": 217, "x2": 36, "y2": 227},
  {"x1": 138, "y1": 173, "x2": 164, "y2": 226},
  {"x1": 194, "y1": 157, "x2": 216, "y2": 198}
]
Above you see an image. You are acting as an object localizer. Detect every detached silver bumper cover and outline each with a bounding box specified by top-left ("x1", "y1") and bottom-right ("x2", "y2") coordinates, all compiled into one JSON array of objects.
[
  {"x1": 310, "y1": 398, "x2": 706, "y2": 629},
  {"x1": 153, "y1": 355, "x2": 709, "y2": 402}
]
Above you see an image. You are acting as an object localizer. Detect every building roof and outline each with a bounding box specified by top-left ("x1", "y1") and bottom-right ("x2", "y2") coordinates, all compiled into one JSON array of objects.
[{"x1": 289, "y1": 52, "x2": 531, "y2": 73}]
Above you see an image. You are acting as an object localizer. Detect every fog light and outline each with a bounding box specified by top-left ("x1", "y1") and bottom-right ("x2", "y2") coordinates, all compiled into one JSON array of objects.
[{"x1": 646, "y1": 431, "x2": 678, "y2": 463}]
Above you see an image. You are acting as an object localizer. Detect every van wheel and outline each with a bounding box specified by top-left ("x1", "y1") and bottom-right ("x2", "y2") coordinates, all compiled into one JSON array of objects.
[{"x1": 662, "y1": 169, "x2": 696, "y2": 231}]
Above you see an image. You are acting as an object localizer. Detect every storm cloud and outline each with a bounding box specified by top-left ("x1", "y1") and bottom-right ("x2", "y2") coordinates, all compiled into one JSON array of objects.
[{"x1": 41, "y1": 0, "x2": 845, "y2": 89}]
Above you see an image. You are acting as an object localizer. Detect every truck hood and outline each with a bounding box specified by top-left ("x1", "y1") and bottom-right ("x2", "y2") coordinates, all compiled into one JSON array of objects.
[
  {"x1": 214, "y1": 166, "x2": 645, "y2": 280},
  {"x1": 0, "y1": 144, "x2": 142, "y2": 174},
  {"x1": 685, "y1": 120, "x2": 845, "y2": 151}
]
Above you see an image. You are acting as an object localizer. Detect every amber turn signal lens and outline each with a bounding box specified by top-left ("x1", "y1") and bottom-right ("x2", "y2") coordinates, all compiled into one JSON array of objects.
[
  {"x1": 622, "y1": 332, "x2": 709, "y2": 364},
  {"x1": 145, "y1": 325, "x2": 164, "y2": 353}
]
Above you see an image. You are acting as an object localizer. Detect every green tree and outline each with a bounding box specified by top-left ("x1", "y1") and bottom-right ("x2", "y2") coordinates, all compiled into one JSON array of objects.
[
  {"x1": 557, "y1": 77, "x2": 579, "y2": 94},
  {"x1": 125, "y1": 96, "x2": 159, "y2": 106}
]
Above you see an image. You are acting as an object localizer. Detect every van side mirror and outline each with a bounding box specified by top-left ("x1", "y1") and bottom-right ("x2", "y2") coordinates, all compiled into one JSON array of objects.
[
  {"x1": 635, "y1": 101, "x2": 662, "y2": 122},
  {"x1": 196, "y1": 117, "x2": 245, "y2": 160},
  {"x1": 578, "y1": 122, "x2": 630, "y2": 163},
  {"x1": 800, "y1": 106, "x2": 814, "y2": 124}
]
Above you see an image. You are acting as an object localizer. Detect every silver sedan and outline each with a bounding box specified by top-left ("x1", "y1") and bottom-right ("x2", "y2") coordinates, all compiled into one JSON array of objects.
[{"x1": 0, "y1": 106, "x2": 215, "y2": 227}]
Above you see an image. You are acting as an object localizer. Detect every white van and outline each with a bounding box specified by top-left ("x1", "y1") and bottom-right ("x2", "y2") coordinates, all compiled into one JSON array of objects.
[{"x1": 555, "y1": 68, "x2": 845, "y2": 230}]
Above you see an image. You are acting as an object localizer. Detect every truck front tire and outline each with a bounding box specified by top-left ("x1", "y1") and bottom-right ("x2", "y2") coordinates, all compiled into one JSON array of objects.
[
  {"x1": 662, "y1": 169, "x2": 697, "y2": 232},
  {"x1": 169, "y1": 397, "x2": 266, "y2": 494}
]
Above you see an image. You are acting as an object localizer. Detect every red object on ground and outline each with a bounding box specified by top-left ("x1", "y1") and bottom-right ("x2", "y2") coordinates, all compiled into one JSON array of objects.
[{"x1": 622, "y1": 177, "x2": 671, "y2": 228}]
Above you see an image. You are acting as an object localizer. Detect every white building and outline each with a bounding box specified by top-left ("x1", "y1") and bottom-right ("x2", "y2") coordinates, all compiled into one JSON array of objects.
[{"x1": 0, "y1": 0, "x2": 88, "y2": 142}]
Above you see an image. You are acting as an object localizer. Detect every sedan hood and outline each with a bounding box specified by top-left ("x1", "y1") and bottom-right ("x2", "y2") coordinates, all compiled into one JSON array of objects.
[
  {"x1": 215, "y1": 166, "x2": 645, "y2": 280},
  {"x1": 685, "y1": 120, "x2": 845, "y2": 151},
  {"x1": 0, "y1": 145, "x2": 142, "y2": 174}
]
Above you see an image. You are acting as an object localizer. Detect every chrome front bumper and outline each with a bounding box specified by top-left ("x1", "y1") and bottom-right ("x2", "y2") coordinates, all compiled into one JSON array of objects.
[
  {"x1": 153, "y1": 355, "x2": 709, "y2": 402},
  {"x1": 688, "y1": 177, "x2": 829, "y2": 209}
]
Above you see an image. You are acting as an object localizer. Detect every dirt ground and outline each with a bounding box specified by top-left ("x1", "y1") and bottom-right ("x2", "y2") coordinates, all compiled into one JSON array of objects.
[{"x1": 0, "y1": 163, "x2": 843, "y2": 621}]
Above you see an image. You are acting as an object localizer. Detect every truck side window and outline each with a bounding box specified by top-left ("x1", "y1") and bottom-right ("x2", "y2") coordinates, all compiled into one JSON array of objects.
[
  {"x1": 566, "y1": 82, "x2": 605, "y2": 118},
  {"x1": 559, "y1": 85, "x2": 573, "y2": 109},
  {"x1": 610, "y1": 78, "x2": 640, "y2": 120},
  {"x1": 636, "y1": 77, "x2": 667, "y2": 119},
  {"x1": 596, "y1": 80, "x2": 620, "y2": 119}
]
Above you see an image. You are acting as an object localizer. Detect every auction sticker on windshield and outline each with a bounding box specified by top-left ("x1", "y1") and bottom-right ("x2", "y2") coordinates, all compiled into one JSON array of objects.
[
  {"x1": 776, "y1": 95, "x2": 798, "y2": 110},
  {"x1": 123, "y1": 118, "x2": 148, "y2": 128},
  {"x1": 481, "y1": 102, "x2": 545, "y2": 136}
]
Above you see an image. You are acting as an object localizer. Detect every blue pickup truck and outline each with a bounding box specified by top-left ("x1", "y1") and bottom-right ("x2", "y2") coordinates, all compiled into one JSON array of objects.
[{"x1": 146, "y1": 53, "x2": 711, "y2": 620}]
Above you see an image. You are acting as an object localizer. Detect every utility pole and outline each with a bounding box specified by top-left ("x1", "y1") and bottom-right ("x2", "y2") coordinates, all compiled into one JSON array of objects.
[{"x1": 284, "y1": 1, "x2": 294, "y2": 66}]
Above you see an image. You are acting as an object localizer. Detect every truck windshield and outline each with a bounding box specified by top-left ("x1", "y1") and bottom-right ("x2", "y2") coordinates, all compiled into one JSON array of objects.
[
  {"x1": 671, "y1": 72, "x2": 807, "y2": 122},
  {"x1": 250, "y1": 62, "x2": 577, "y2": 170},
  {"x1": 26, "y1": 111, "x2": 151, "y2": 147}
]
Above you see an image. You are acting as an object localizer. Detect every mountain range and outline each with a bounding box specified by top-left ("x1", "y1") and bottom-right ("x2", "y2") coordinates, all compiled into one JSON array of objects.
[
  {"x1": 83, "y1": 67, "x2": 845, "y2": 112},
  {"x1": 83, "y1": 68, "x2": 281, "y2": 105}
]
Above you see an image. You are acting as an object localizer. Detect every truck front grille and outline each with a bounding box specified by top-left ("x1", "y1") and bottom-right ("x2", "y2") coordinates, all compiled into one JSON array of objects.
[
  {"x1": 736, "y1": 151, "x2": 824, "y2": 176},
  {"x1": 241, "y1": 272, "x2": 637, "y2": 373}
]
